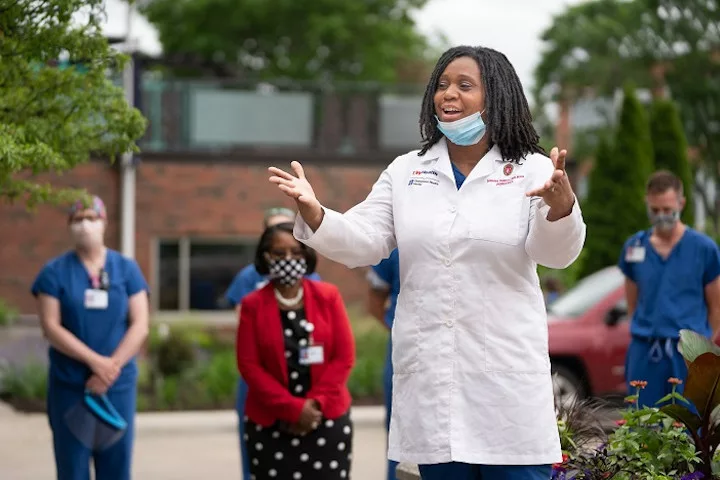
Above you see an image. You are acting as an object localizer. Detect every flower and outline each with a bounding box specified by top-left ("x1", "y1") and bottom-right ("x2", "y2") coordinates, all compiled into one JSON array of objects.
[
  {"x1": 668, "y1": 377, "x2": 683, "y2": 385},
  {"x1": 680, "y1": 472, "x2": 704, "y2": 480},
  {"x1": 615, "y1": 419, "x2": 627, "y2": 426},
  {"x1": 673, "y1": 421, "x2": 684, "y2": 428},
  {"x1": 630, "y1": 380, "x2": 648, "y2": 388}
]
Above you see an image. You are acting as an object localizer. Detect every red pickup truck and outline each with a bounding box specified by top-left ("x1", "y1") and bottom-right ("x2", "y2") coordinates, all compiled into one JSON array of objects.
[{"x1": 547, "y1": 266, "x2": 630, "y2": 406}]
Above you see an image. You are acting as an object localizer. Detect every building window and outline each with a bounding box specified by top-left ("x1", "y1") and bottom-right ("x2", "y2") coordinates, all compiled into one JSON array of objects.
[{"x1": 156, "y1": 238, "x2": 256, "y2": 311}]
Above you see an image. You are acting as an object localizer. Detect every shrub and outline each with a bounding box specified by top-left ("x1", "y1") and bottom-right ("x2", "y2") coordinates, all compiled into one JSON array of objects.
[
  {"x1": 0, "y1": 361, "x2": 47, "y2": 410},
  {"x1": 0, "y1": 299, "x2": 18, "y2": 327},
  {"x1": 579, "y1": 85, "x2": 654, "y2": 278}
]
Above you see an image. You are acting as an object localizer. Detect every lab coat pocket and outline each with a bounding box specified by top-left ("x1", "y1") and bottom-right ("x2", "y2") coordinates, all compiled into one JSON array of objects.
[
  {"x1": 467, "y1": 186, "x2": 524, "y2": 246},
  {"x1": 484, "y1": 290, "x2": 549, "y2": 373},
  {"x1": 391, "y1": 289, "x2": 423, "y2": 374}
]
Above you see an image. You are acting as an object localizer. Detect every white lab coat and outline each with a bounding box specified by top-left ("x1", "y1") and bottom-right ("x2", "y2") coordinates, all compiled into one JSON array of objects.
[{"x1": 294, "y1": 138, "x2": 586, "y2": 466}]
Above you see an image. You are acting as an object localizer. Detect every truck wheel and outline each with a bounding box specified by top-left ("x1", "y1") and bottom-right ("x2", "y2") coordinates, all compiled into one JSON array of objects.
[{"x1": 551, "y1": 363, "x2": 586, "y2": 410}]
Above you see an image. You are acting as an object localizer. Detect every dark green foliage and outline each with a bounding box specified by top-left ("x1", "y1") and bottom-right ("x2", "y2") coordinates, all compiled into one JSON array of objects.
[
  {"x1": 579, "y1": 86, "x2": 654, "y2": 277},
  {"x1": 649, "y1": 99, "x2": 695, "y2": 226},
  {"x1": 142, "y1": 0, "x2": 431, "y2": 83}
]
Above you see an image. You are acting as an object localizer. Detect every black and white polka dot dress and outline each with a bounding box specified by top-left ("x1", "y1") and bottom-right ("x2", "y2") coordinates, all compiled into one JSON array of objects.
[{"x1": 245, "y1": 307, "x2": 354, "y2": 480}]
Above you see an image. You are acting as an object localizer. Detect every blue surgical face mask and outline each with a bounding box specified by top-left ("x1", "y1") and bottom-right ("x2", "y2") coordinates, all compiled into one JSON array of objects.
[
  {"x1": 647, "y1": 208, "x2": 680, "y2": 232},
  {"x1": 435, "y1": 111, "x2": 486, "y2": 146}
]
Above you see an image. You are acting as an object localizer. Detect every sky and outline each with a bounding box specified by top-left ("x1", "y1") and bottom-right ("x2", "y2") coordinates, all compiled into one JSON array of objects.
[{"x1": 102, "y1": 0, "x2": 584, "y2": 93}]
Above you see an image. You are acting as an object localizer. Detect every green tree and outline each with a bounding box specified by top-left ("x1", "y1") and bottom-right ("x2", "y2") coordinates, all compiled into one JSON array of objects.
[
  {"x1": 534, "y1": 0, "x2": 720, "y2": 232},
  {"x1": 0, "y1": 0, "x2": 147, "y2": 207},
  {"x1": 141, "y1": 0, "x2": 431, "y2": 83},
  {"x1": 649, "y1": 99, "x2": 695, "y2": 226},
  {"x1": 579, "y1": 86, "x2": 654, "y2": 278}
]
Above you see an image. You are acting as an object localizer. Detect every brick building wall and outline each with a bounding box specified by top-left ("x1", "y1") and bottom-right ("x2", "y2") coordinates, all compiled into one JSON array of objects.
[{"x1": 0, "y1": 159, "x2": 384, "y2": 315}]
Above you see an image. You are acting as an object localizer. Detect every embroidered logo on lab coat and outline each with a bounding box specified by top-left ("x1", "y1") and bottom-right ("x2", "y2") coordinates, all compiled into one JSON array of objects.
[
  {"x1": 408, "y1": 169, "x2": 439, "y2": 187},
  {"x1": 503, "y1": 164, "x2": 513, "y2": 176}
]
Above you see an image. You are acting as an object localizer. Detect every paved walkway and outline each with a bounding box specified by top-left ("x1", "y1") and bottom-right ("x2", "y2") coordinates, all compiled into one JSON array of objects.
[{"x1": 0, "y1": 403, "x2": 388, "y2": 480}]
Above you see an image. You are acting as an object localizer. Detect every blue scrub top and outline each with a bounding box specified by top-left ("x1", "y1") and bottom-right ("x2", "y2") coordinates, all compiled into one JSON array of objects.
[
  {"x1": 451, "y1": 162, "x2": 467, "y2": 189},
  {"x1": 371, "y1": 249, "x2": 401, "y2": 328},
  {"x1": 618, "y1": 228, "x2": 720, "y2": 339},
  {"x1": 31, "y1": 249, "x2": 149, "y2": 389},
  {"x1": 224, "y1": 263, "x2": 321, "y2": 308}
]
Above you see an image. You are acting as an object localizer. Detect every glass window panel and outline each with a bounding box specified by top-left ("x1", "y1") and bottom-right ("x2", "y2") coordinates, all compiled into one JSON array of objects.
[
  {"x1": 158, "y1": 241, "x2": 180, "y2": 310},
  {"x1": 189, "y1": 242, "x2": 256, "y2": 310}
]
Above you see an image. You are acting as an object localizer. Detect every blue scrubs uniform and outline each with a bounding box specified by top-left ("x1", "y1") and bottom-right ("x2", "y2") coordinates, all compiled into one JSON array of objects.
[
  {"x1": 224, "y1": 263, "x2": 320, "y2": 479},
  {"x1": 415, "y1": 163, "x2": 552, "y2": 480},
  {"x1": 619, "y1": 228, "x2": 720, "y2": 408},
  {"x1": 371, "y1": 249, "x2": 400, "y2": 480},
  {"x1": 31, "y1": 249, "x2": 149, "y2": 480}
]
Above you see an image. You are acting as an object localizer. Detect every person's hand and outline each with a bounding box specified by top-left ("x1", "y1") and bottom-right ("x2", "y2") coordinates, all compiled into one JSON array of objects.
[
  {"x1": 268, "y1": 162, "x2": 324, "y2": 231},
  {"x1": 86, "y1": 374, "x2": 109, "y2": 395},
  {"x1": 297, "y1": 398, "x2": 322, "y2": 431},
  {"x1": 525, "y1": 147, "x2": 576, "y2": 221},
  {"x1": 89, "y1": 355, "x2": 120, "y2": 387}
]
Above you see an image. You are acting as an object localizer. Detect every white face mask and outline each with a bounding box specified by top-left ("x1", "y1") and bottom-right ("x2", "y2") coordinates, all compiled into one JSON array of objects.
[{"x1": 70, "y1": 219, "x2": 105, "y2": 247}]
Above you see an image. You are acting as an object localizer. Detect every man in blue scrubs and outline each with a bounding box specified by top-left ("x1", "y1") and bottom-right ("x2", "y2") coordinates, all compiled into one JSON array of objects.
[
  {"x1": 367, "y1": 249, "x2": 400, "y2": 480},
  {"x1": 225, "y1": 207, "x2": 320, "y2": 479},
  {"x1": 619, "y1": 170, "x2": 720, "y2": 407}
]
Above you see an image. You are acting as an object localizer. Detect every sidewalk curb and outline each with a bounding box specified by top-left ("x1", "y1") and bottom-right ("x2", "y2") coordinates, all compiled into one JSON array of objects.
[
  {"x1": 0, "y1": 404, "x2": 385, "y2": 433},
  {"x1": 135, "y1": 406, "x2": 385, "y2": 434}
]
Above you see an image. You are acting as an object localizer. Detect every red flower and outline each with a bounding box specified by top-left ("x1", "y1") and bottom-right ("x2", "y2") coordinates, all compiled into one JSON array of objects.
[
  {"x1": 668, "y1": 377, "x2": 683, "y2": 385},
  {"x1": 630, "y1": 380, "x2": 648, "y2": 389},
  {"x1": 616, "y1": 419, "x2": 627, "y2": 426}
]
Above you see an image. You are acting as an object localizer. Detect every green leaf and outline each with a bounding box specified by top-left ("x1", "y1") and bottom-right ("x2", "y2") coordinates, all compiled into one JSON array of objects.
[
  {"x1": 660, "y1": 403, "x2": 702, "y2": 434},
  {"x1": 684, "y1": 352, "x2": 720, "y2": 418},
  {"x1": 679, "y1": 329, "x2": 720, "y2": 363}
]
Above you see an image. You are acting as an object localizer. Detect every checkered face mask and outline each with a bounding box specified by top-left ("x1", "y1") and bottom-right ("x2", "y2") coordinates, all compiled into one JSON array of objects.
[{"x1": 268, "y1": 257, "x2": 307, "y2": 286}]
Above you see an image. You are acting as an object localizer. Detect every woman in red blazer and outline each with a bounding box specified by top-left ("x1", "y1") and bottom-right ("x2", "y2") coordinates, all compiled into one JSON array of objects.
[{"x1": 237, "y1": 221, "x2": 356, "y2": 480}]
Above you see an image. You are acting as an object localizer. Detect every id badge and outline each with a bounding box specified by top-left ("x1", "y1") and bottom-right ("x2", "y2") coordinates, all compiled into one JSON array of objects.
[
  {"x1": 84, "y1": 289, "x2": 109, "y2": 310},
  {"x1": 299, "y1": 345, "x2": 324, "y2": 365},
  {"x1": 625, "y1": 246, "x2": 646, "y2": 263}
]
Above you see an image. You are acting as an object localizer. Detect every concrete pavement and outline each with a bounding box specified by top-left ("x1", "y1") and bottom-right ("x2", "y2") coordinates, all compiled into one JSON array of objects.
[{"x1": 0, "y1": 403, "x2": 389, "y2": 480}]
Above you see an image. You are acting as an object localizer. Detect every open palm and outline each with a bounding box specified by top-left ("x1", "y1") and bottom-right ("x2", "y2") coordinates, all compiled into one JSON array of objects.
[{"x1": 268, "y1": 161, "x2": 324, "y2": 230}]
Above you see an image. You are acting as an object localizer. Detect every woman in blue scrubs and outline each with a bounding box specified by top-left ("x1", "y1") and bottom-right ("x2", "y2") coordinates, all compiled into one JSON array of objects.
[{"x1": 32, "y1": 195, "x2": 150, "y2": 480}]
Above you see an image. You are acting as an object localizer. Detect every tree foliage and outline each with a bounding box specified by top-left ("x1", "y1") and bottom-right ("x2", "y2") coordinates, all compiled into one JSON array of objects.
[
  {"x1": 0, "y1": 0, "x2": 147, "y2": 207},
  {"x1": 649, "y1": 99, "x2": 695, "y2": 226},
  {"x1": 534, "y1": 0, "x2": 720, "y2": 232},
  {"x1": 579, "y1": 87, "x2": 654, "y2": 278},
  {"x1": 141, "y1": 0, "x2": 432, "y2": 83}
]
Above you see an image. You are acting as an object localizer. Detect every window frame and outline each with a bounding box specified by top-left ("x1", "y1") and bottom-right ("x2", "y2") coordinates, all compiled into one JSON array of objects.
[{"x1": 151, "y1": 235, "x2": 257, "y2": 314}]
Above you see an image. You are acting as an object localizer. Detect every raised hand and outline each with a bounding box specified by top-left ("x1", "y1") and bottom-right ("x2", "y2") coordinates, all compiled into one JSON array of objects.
[
  {"x1": 525, "y1": 147, "x2": 576, "y2": 221},
  {"x1": 269, "y1": 161, "x2": 324, "y2": 231}
]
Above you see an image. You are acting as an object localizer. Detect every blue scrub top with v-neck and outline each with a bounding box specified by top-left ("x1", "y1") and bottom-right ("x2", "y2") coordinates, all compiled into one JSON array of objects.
[
  {"x1": 618, "y1": 228, "x2": 720, "y2": 339},
  {"x1": 451, "y1": 162, "x2": 467, "y2": 189},
  {"x1": 31, "y1": 249, "x2": 149, "y2": 389}
]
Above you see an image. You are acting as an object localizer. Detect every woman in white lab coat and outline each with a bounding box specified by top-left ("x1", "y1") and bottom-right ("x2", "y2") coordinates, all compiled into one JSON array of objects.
[{"x1": 269, "y1": 45, "x2": 586, "y2": 480}]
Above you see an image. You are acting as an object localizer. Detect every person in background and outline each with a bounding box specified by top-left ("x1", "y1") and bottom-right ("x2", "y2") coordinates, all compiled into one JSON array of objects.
[
  {"x1": 236, "y1": 222, "x2": 355, "y2": 480},
  {"x1": 224, "y1": 206, "x2": 321, "y2": 479},
  {"x1": 31, "y1": 195, "x2": 150, "y2": 480},
  {"x1": 366, "y1": 248, "x2": 400, "y2": 480},
  {"x1": 619, "y1": 170, "x2": 720, "y2": 408},
  {"x1": 542, "y1": 276, "x2": 563, "y2": 307}
]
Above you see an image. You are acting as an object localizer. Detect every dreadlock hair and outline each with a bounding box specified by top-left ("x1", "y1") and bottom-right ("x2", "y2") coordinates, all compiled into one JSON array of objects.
[{"x1": 418, "y1": 45, "x2": 545, "y2": 164}]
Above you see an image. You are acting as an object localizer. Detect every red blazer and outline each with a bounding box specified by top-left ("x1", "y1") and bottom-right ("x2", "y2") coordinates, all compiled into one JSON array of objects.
[{"x1": 236, "y1": 279, "x2": 355, "y2": 426}]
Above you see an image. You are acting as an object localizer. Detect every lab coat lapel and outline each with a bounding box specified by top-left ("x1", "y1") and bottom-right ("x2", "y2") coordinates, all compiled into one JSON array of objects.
[
  {"x1": 465, "y1": 145, "x2": 502, "y2": 184},
  {"x1": 420, "y1": 138, "x2": 454, "y2": 185}
]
